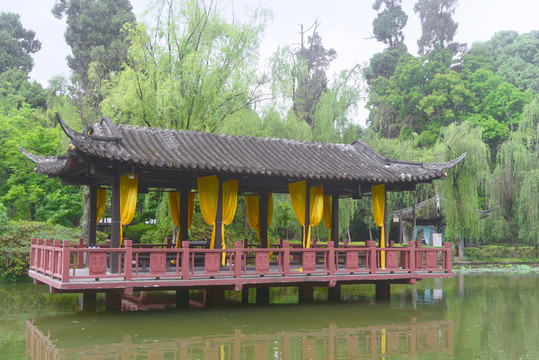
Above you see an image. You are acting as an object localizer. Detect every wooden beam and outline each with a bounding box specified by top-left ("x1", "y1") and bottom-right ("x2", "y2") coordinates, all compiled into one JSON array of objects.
[
  {"x1": 179, "y1": 189, "x2": 189, "y2": 242},
  {"x1": 304, "y1": 185, "x2": 310, "y2": 248},
  {"x1": 89, "y1": 185, "x2": 97, "y2": 247},
  {"x1": 260, "y1": 192, "x2": 269, "y2": 248},
  {"x1": 331, "y1": 195, "x2": 339, "y2": 247},
  {"x1": 214, "y1": 181, "x2": 223, "y2": 249},
  {"x1": 110, "y1": 177, "x2": 121, "y2": 272}
]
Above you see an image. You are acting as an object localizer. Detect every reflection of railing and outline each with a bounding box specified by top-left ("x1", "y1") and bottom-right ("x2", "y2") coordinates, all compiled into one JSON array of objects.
[
  {"x1": 25, "y1": 319, "x2": 453, "y2": 359},
  {"x1": 29, "y1": 239, "x2": 452, "y2": 288}
]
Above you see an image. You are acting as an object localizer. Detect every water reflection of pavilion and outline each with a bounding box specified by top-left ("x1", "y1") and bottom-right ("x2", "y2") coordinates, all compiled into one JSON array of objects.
[
  {"x1": 26, "y1": 319, "x2": 452, "y2": 359},
  {"x1": 26, "y1": 299, "x2": 452, "y2": 360}
]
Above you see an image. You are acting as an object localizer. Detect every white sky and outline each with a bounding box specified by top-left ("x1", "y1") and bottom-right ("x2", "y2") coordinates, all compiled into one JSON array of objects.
[{"x1": 1, "y1": 0, "x2": 539, "y2": 95}]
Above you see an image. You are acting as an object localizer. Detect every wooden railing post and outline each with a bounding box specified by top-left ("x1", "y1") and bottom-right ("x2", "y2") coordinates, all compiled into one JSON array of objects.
[
  {"x1": 62, "y1": 240, "x2": 71, "y2": 282},
  {"x1": 283, "y1": 241, "x2": 290, "y2": 277},
  {"x1": 124, "y1": 240, "x2": 133, "y2": 281},
  {"x1": 30, "y1": 239, "x2": 36, "y2": 269},
  {"x1": 327, "y1": 241, "x2": 335, "y2": 276},
  {"x1": 408, "y1": 241, "x2": 416, "y2": 274},
  {"x1": 444, "y1": 242, "x2": 452, "y2": 273},
  {"x1": 234, "y1": 241, "x2": 242, "y2": 278},
  {"x1": 53, "y1": 240, "x2": 61, "y2": 276},
  {"x1": 181, "y1": 241, "x2": 190, "y2": 280},
  {"x1": 37, "y1": 239, "x2": 43, "y2": 271},
  {"x1": 366, "y1": 240, "x2": 376, "y2": 274},
  {"x1": 45, "y1": 239, "x2": 52, "y2": 274},
  {"x1": 77, "y1": 238, "x2": 84, "y2": 268}
]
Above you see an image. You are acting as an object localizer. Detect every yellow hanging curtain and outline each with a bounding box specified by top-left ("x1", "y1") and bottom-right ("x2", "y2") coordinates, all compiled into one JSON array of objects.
[
  {"x1": 289, "y1": 180, "x2": 306, "y2": 243},
  {"x1": 323, "y1": 195, "x2": 332, "y2": 241},
  {"x1": 119, "y1": 173, "x2": 138, "y2": 247},
  {"x1": 308, "y1": 185, "x2": 324, "y2": 249},
  {"x1": 288, "y1": 181, "x2": 324, "y2": 248},
  {"x1": 197, "y1": 175, "x2": 219, "y2": 248},
  {"x1": 169, "y1": 192, "x2": 196, "y2": 248},
  {"x1": 246, "y1": 194, "x2": 273, "y2": 245},
  {"x1": 96, "y1": 189, "x2": 106, "y2": 224},
  {"x1": 372, "y1": 184, "x2": 386, "y2": 268},
  {"x1": 221, "y1": 179, "x2": 238, "y2": 266}
]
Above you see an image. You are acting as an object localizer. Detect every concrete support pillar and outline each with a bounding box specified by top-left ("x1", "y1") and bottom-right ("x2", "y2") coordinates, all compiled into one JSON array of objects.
[
  {"x1": 242, "y1": 288, "x2": 250, "y2": 304},
  {"x1": 256, "y1": 287, "x2": 270, "y2": 305},
  {"x1": 375, "y1": 282, "x2": 391, "y2": 299},
  {"x1": 298, "y1": 285, "x2": 314, "y2": 303},
  {"x1": 206, "y1": 288, "x2": 226, "y2": 305},
  {"x1": 81, "y1": 292, "x2": 97, "y2": 312},
  {"x1": 328, "y1": 286, "x2": 341, "y2": 302},
  {"x1": 105, "y1": 291, "x2": 122, "y2": 310},
  {"x1": 176, "y1": 290, "x2": 190, "y2": 308}
]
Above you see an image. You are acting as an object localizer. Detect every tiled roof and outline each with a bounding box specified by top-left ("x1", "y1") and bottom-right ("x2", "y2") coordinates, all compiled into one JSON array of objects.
[{"x1": 22, "y1": 116, "x2": 465, "y2": 185}]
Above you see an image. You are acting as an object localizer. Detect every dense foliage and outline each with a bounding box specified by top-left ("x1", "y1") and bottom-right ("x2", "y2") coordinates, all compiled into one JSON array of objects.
[{"x1": 1, "y1": 0, "x2": 539, "y2": 281}]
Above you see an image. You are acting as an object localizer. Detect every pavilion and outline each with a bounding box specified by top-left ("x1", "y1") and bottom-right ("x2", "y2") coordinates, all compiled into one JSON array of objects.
[{"x1": 21, "y1": 114, "x2": 464, "y2": 308}]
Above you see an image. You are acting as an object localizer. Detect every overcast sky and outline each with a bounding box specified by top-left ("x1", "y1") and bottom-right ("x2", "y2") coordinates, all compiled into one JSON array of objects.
[{"x1": 1, "y1": 0, "x2": 539, "y2": 86}]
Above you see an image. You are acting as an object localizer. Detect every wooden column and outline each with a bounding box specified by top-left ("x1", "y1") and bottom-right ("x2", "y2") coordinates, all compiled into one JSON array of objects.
[
  {"x1": 331, "y1": 195, "x2": 339, "y2": 247},
  {"x1": 304, "y1": 185, "x2": 310, "y2": 248},
  {"x1": 179, "y1": 190, "x2": 189, "y2": 242},
  {"x1": 260, "y1": 192, "x2": 269, "y2": 248},
  {"x1": 110, "y1": 177, "x2": 121, "y2": 272},
  {"x1": 215, "y1": 182, "x2": 223, "y2": 249},
  {"x1": 89, "y1": 185, "x2": 97, "y2": 247}
]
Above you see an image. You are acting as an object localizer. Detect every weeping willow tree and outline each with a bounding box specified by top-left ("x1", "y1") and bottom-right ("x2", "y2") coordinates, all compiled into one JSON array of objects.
[
  {"x1": 434, "y1": 123, "x2": 489, "y2": 256},
  {"x1": 484, "y1": 134, "x2": 529, "y2": 244},
  {"x1": 516, "y1": 97, "x2": 539, "y2": 248}
]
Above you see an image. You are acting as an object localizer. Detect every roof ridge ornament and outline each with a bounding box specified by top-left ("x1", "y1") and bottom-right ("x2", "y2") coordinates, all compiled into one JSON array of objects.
[{"x1": 55, "y1": 112, "x2": 122, "y2": 143}]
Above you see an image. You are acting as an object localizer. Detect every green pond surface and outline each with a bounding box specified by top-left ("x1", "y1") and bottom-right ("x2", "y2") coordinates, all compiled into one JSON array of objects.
[{"x1": 1, "y1": 270, "x2": 538, "y2": 359}]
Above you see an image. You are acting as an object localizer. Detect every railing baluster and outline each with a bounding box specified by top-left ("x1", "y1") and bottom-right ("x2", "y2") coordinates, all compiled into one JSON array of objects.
[
  {"x1": 62, "y1": 240, "x2": 71, "y2": 283},
  {"x1": 367, "y1": 240, "x2": 376, "y2": 275},
  {"x1": 182, "y1": 241, "x2": 190, "y2": 280},
  {"x1": 444, "y1": 242, "x2": 452, "y2": 273},
  {"x1": 124, "y1": 240, "x2": 132, "y2": 281},
  {"x1": 409, "y1": 241, "x2": 416, "y2": 274},
  {"x1": 234, "y1": 241, "x2": 242, "y2": 279},
  {"x1": 283, "y1": 242, "x2": 290, "y2": 277},
  {"x1": 327, "y1": 241, "x2": 335, "y2": 276}
]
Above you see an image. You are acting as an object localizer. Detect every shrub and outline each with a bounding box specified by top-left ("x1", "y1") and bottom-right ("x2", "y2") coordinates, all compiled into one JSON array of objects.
[
  {"x1": 123, "y1": 223, "x2": 155, "y2": 243},
  {"x1": 0, "y1": 221, "x2": 83, "y2": 282}
]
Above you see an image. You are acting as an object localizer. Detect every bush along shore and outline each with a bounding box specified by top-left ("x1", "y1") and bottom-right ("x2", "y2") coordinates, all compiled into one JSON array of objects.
[{"x1": 453, "y1": 244, "x2": 539, "y2": 270}]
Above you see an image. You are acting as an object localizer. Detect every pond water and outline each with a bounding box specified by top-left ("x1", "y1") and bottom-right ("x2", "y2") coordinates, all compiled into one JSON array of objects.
[{"x1": 1, "y1": 270, "x2": 538, "y2": 359}]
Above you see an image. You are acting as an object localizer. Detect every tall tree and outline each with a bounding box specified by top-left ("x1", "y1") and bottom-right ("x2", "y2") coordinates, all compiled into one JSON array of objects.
[
  {"x1": 372, "y1": 0, "x2": 408, "y2": 48},
  {"x1": 52, "y1": 0, "x2": 135, "y2": 87},
  {"x1": 414, "y1": 0, "x2": 464, "y2": 55},
  {"x1": 271, "y1": 21, "x2": 337, "y2": 130},
  {"x1": 52, "y1": 0, "x2": 136, "y2": 126},
  {"x1": 0, "y1": 12, "x2": 42, "y2": 74}
]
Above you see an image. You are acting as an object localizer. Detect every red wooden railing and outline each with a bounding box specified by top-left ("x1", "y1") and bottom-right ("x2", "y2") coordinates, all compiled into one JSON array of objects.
[{"x1": 29, "y1": 238, "x2": 452, "y2": 284}]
